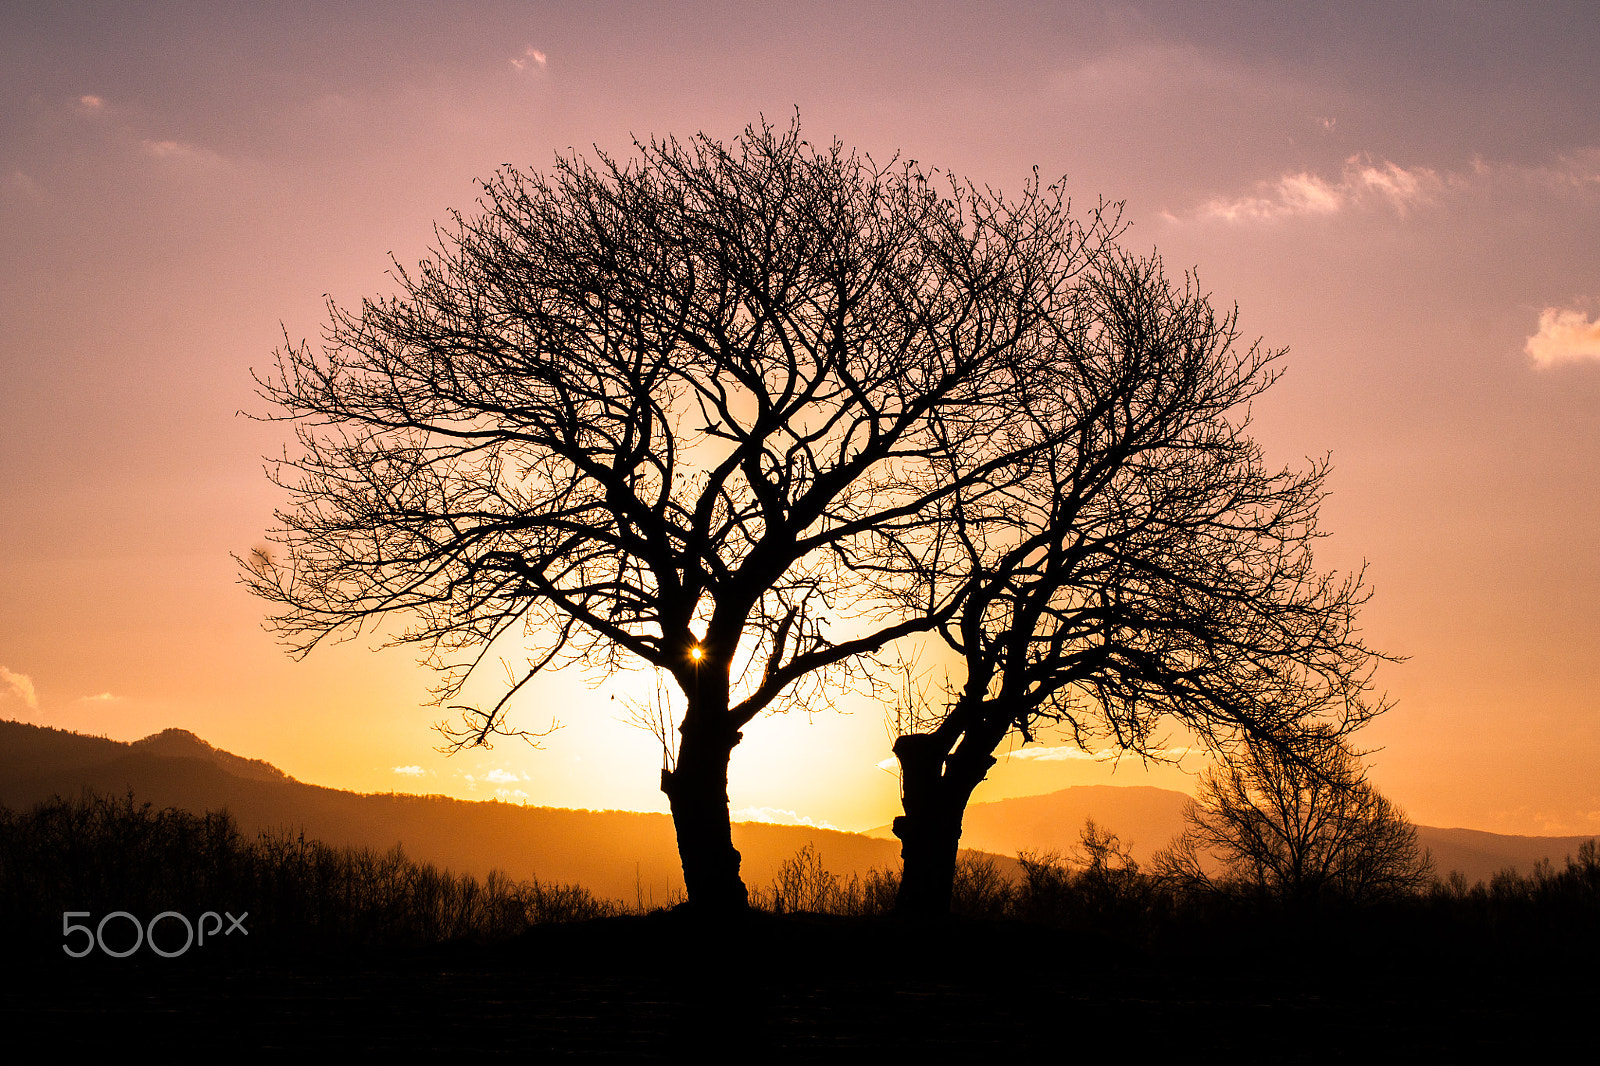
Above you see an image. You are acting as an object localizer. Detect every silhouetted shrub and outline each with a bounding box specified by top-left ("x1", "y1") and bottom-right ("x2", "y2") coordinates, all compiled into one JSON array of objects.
[
  {"x1": 752, "y1": 843, "x2": 899, "y2": 917},
  {"x1": 0, "y1": 791, "x2": 626, "y2": 957},
  {"x1": 14, "y1": 792, "x2": 1595, "y2": 969},
  {"x1": 1004, "y1": 821, "x2": 1173, "y2": 941},
  {"x1": 1421, "y1": 839, "x2": 1600, "y2": 938},
  {"x1": 950, "y1": 854, "x2": 1013, "y2": 919}
]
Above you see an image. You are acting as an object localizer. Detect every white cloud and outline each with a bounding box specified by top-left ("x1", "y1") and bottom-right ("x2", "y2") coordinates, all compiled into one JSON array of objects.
[
  {"x1": 1526, "y1": 307, "x2": 1600, "y2": 368},
  {"x1": 484, "y1": 768, "x2": 522, "y2": 784},
  {"x1": 885, "y1": 743, "x2": 1196, "y2": 770},
  {"x1": 510, "y1": 46, "x2": 547, "y2": 72},
  {"x1": 77, "y1": 94, "x2": 104, "y2": 112},
  {"x1": 997, "y1": 744, "x2": 1105, "y2": 762},
  {"x1": 140, "y1": 139, "x2": 225, "y2": 168},
  {"x1": 1509, "y1": 148, "x2": 1600, "y2": 192},
  {"x1": 494, "y1": 788, "x2": 530, "y2": 802},
  {"x1": 0, "y1": 666, "x2": 38, "y2": 709},
  {"x1": 1197, "y1": 154, "x2": 1440, "y2": 222},
  {"x1": 1003, "y1": 743, "x2": 1198, "y2": 763},
  {"x1": 731, "y1": 806, "x2": 840, "y2": 831},
  {"x1": 79, "y1": 692, "x2": 117, "y2": 702},
  {"x1": 1352, "y1": 159, "x2": 1432, "y2": 211},
  {"x1": 1272, "y1": 172, "x2": 1344, "y2": 215},
  {"x1": 393, "y1": 765, "x2": 426, "y2": 777},
  {"x1": 1190, "y1": 146, "x2": 1600, "y2": 225},
  {"x1": 1556, "y1": 148, "x2": 1600, "y2": 186}
]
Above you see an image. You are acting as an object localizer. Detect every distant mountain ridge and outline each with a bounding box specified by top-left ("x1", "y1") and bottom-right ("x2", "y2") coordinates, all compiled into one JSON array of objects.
[
  {"x1": 868, "y1": 784, "x2": 1192, "y2": 864},
  {"x1": 129, "y1": 727, "x2": 291, "y2": 783},
  {"x1": 0, "y1": 720, "x2": 909, "y2": 902},
  {"x1": 4, "y1": 719, "x2": 1592, "y2": 892},
  {"x1": 873, "y1": 780, "x2": 1598, "y2": 886}
]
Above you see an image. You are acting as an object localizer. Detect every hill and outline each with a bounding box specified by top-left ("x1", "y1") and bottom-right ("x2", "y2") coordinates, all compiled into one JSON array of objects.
[
  {"x1": 870, "y1": 781, "x2": 1597, "y2": 885},
  {"x1": 6, "y1": 719, "x2": 1592, "y2": 892},
  {"x1": 865, "y1": 784, "x2": 1193, "y2": 865},
  {"x1": 0, "y1": 720, "x2": 907, "y2": 902}
]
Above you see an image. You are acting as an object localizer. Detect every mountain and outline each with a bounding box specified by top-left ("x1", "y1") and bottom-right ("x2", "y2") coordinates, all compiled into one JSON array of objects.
[
  {"x1": 872, "y1": 782, "x2": 1598, "y2": 885},
  {"x1": 6, "y1": 719, "x2": 1592, "y2": 894},
  {"x1": 128, "y1": 727, "x2": 290, "y2": 783},
  {"x1": 1415, "y1": 826, "x2": 1599, "y2": 886},
  {"x1": 865, "y1": 784, "x2": 1193, "y2": 865},
  {"x1": 0, "y1": 720, "x2": 907, "y2": 903}
]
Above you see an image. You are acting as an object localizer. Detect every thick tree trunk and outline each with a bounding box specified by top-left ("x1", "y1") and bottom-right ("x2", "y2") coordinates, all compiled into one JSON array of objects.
[
  {"x1": 892, "y1": 733, "x2": 995, "y2": 917},
  {"x1": 893, "y1": 808, "x2": 965, "y2": 916},
  {"x1": 660, "y1": 676, "x2": 748, "y2": 914}
]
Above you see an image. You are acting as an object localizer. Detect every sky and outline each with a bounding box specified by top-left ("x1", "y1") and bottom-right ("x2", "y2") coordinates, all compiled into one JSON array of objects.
[{"x1": 2, "y1": 0, "x2": 1598, "y2": 838}]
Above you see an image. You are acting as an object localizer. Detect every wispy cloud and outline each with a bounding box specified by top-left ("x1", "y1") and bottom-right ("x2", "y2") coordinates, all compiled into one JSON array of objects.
[
  {"x1": 0, "y1": 666, "x2": 39, "y2": 709},
  {"x1": 883, "y1": 743, "x2": 1196, "y2": 770},
  {"x1": 1507, "y1": 147, "x2": 1600, "y2": 192},
  {"x1": 998, "y1": 744, "x2": 1105, "y2": 762},
  {"x1": 77, "y1": 94, "x2": 104, "y2": 113},
  {"x1": 510, "y1": 46, "x2": 547, "y2": 73},
  {"x1": 1488, "y1": 804, "x2": 1600, "y2": 837},
  {"x1": 484, "y1": 768, "x2": 524, "y2": 784},
  {"x1": 1003, "y1": 743, "x2": 1197, "y2": 763},
  {"x1": 79, "y1": 692, "x2": 117, "y2": 702},
  {"x1": 393, "y1": 765, "x2": 427, "y2": 777},
  {"x1": 1195, "y1": 154, "x2": 1441, "y2": 222},
  {"x1": 1191, "y1": 146, "x2": 1600, "y2": 226},
  {"x1": 1526, "y1": 307, "x2": 1600, "y2": 368},
  {"x1": 5, "y1": 169, "x2": 43, "y2": 202},
  {"x1": 731, "y1": 806, "x2": 840, "y2": 831},
  {"x1": 140, "y1": 138, "x2": 226, "y2": 168}
]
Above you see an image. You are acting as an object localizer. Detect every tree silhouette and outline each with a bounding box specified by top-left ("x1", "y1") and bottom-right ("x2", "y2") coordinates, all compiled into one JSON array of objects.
[
  {"x1": 884, "y1": 248, "x2": 1391, "y2": 915},
  {"x1": 1154, "y1": 734, "x2": 1432, "y2": 906},
  {"x1": 243, "y1": 117, "x2": 1115, "y2": 911}
]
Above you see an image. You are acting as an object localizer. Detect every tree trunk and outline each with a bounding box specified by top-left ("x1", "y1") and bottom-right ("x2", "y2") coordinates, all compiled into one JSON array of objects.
[
  {"x1": 892, "y1": 733, "x2": 994, "y2": 917},
  {"x1": 661, "y1": 687, "x2": 748, "y2": 914}
]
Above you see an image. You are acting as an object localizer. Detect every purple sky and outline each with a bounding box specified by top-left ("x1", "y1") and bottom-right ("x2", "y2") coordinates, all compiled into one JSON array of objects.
[{"x1": 3, "y1": 1, "x2": 1598, "y2": 835}]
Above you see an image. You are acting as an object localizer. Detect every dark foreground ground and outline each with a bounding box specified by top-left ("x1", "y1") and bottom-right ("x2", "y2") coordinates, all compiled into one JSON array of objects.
[{"x1": 5, "y1": 911, "x2": 1593, "y2": 1061}]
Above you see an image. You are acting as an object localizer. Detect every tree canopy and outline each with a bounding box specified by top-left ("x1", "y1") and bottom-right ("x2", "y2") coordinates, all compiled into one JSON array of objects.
[
  {"x1": 244, "y1": 116, "x2": 1115, "y2": 910},
  {"x1": 884, "y1": 248, "x2": 1391, "y2": 914}
]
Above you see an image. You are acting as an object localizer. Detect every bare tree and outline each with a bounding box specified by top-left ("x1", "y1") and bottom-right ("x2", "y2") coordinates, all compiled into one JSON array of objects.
[
  {"x1": 242, "y1": 116, "x2": 1114, "y2": 912},
  {"x1": 1154, "y1": 734, "x2": 1432, "y2": 906},
  {"x1": 883, "y1": 249, "x2": 1391, "y2": 915}
]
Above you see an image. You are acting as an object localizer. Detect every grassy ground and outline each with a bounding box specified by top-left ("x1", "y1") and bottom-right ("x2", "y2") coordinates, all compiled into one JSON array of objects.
[
  {"x1": 5, "y1": 793, "x2": 1597, "y2": 1058},
  {"x1": 7, "y1": 909, "x2": 1595, "y2": 1060}
]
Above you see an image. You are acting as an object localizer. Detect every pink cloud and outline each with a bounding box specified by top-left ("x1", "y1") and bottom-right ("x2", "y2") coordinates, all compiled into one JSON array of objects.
[
  {"x1": 1, "y1": 665, "x2": 39, "y2": 709},
  {"x1": 1526, "y1": 307, "x2": 1600, "y2": 368},
  {"x1": 1197, "y1": 154, "x2": 1441, "y2": 222},
  {"x1": 510, "y1": 46, "x2": 548, "y2": 73}
]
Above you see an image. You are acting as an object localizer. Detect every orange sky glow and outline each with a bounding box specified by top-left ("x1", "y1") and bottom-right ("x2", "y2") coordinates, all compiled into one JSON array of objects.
[{"x1": 3, "y1": 1, "x2": 1598, "y2": 838}]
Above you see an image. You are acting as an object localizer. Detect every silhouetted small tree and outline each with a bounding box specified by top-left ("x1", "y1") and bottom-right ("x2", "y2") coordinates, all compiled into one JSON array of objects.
[
  {"x1": 1012, "y1": 819, "x2": 1160, "y2": 931},
  {"x1": 1154, "y1": 735, "x2": 1431, "y2": 907},
  {"x1": 770, "y1": 843, "x2": 838, "y2": 914},
  {"x1": 244, "y1": 115, "x2": 1117, "y2": 912}
]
